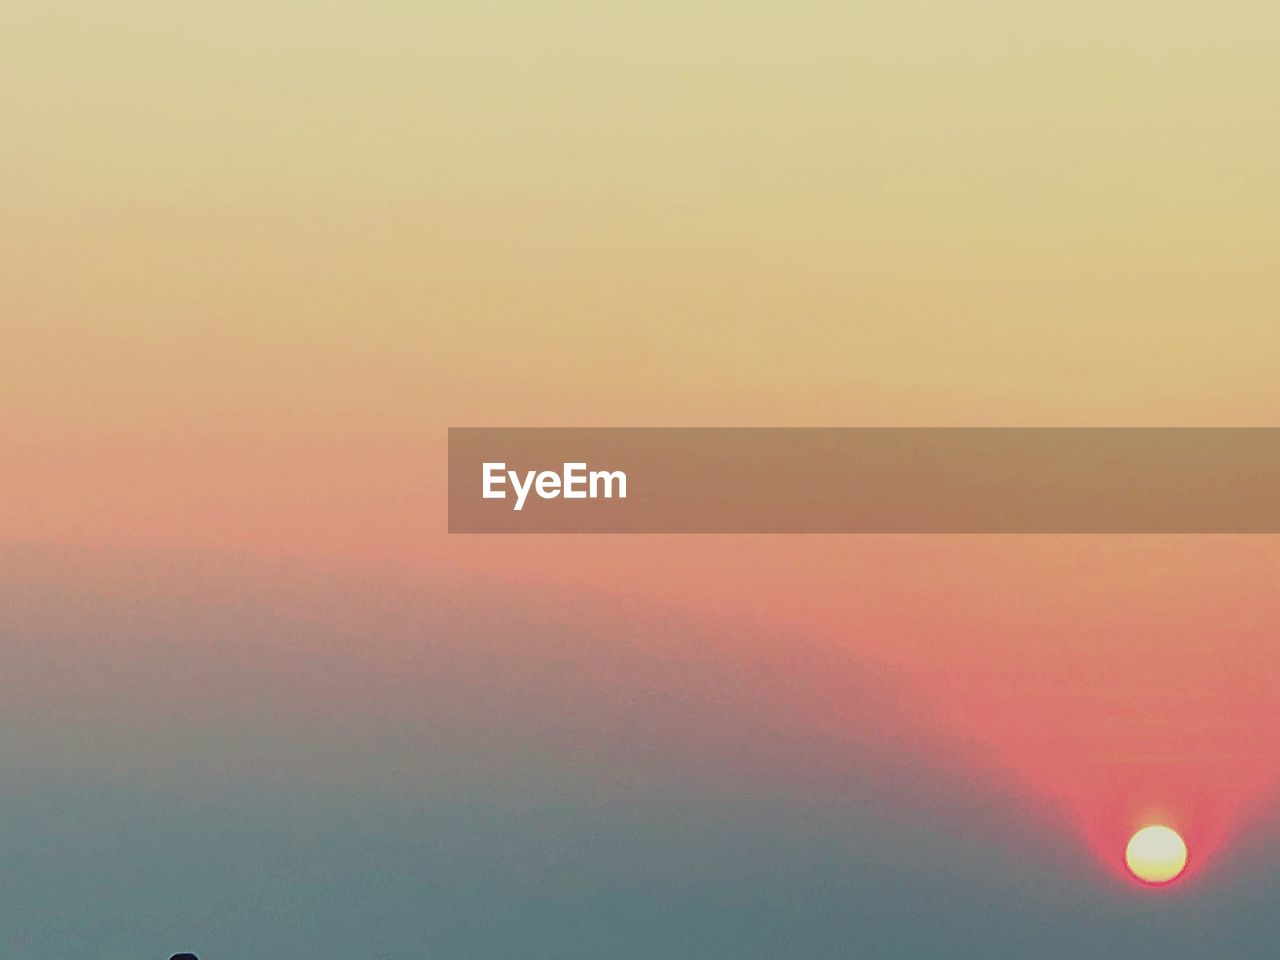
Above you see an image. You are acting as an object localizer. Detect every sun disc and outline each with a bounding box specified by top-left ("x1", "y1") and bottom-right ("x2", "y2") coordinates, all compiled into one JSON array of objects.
[{"x1": 1125, "y1": 825, "x2": 1187, "y2": 885}]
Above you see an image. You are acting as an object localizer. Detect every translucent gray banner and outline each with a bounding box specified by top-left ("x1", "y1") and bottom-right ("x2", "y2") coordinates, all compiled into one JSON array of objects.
[{"x1": 448, "y1": 428, "x2": 1280, "y2": 533}]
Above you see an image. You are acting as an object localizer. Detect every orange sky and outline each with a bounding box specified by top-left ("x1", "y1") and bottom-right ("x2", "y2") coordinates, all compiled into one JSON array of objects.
[{"x1": 3, "y1": 0, "x2": 1279, "y2": 895}]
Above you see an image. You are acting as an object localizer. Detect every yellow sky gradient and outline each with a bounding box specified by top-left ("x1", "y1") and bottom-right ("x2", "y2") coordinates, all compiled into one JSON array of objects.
[{"x1": 3, "y1": 0, "x2": 1277, "y2": 559}]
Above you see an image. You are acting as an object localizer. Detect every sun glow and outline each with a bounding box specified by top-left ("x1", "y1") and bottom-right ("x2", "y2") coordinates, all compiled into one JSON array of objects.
[{"x1": 1125, "y1": 826, "x2": 1188, "y2": 885}]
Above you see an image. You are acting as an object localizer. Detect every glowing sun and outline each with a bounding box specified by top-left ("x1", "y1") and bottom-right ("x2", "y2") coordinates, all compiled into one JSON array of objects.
[{"x1": 1125, "y1": 826, "x2": 1188, "y2": 885}]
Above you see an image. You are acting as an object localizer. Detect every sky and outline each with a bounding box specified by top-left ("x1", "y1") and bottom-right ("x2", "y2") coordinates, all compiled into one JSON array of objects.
[{"x1": 2, "y1": 0, "x2": 1280, "y2": 957}]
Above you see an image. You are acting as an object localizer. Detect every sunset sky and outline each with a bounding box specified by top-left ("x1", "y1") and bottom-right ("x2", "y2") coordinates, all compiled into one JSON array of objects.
[{"x1": 3, "y1": 0, "x2": 1280, "y2": 956}]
